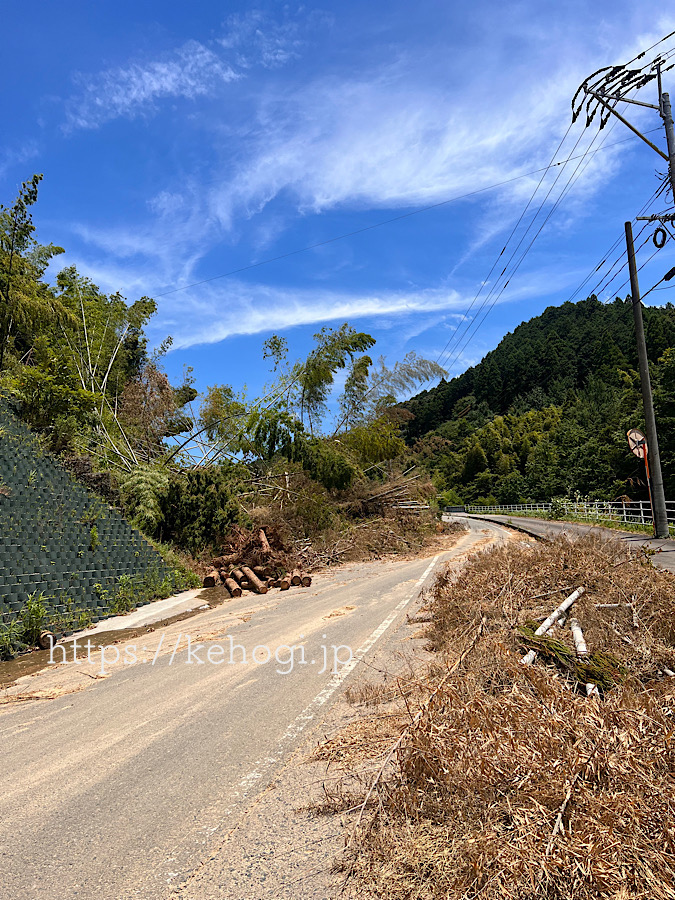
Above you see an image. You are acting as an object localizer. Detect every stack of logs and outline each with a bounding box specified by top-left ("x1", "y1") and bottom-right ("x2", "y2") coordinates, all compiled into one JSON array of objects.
[
  {"x1": 202, "y1": 528, "x2": 312, "y2": 595},
  {"x1": 202, "y1": 564, "x2": 311, "y2": 594}
]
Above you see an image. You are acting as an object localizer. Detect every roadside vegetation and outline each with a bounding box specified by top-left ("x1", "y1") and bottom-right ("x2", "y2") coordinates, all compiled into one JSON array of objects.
[
  {"x1": 315, "y1": 533, "x2": 675, "y2": 899},
  {"x1": 0, "y1": 175, "x2": 449, "y2": 596}
]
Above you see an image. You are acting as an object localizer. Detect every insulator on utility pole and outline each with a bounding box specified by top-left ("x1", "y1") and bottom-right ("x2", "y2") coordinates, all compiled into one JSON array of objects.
[{"x1": 625, "y1": 221, "x2": 670, "y2": 538}]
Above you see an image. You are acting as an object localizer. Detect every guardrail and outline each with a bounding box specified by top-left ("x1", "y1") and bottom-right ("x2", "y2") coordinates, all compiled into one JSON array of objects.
[{"x1": 464, "y1": 500, "x2": 675, "y2": 534}]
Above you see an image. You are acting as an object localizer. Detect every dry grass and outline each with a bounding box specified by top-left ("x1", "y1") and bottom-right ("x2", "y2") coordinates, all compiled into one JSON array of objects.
[{"x1": 336, "y1": 533, "x2": 675, "y2": 899}]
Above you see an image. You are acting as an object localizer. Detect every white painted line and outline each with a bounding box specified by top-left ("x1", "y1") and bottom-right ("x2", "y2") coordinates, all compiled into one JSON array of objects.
[{"x1": 212, "y1": 554, "x2": 441, "y2": 829}]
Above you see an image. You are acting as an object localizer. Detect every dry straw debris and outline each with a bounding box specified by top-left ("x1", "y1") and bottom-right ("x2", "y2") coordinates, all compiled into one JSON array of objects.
[{"x1": 337, "y1": 533, "x2": 675, "y2": 899}]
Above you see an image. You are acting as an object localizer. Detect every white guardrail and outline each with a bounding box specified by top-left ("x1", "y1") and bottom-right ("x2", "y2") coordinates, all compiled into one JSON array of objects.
[{"x1": 464, "y1": 500, "x2": 675, "y2": 533}]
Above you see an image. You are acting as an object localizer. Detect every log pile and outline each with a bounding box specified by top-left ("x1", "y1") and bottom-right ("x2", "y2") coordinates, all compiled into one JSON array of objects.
[{"x1": 202, "y1": 528, "x2": 312, "y2": 594}]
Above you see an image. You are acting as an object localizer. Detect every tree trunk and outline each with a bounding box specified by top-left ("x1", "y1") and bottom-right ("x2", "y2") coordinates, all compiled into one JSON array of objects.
[
  {"x1": 241, "y1": 566, "x2": 268, "y2": 594},
  {"x1": 259, "y1": 529, "x2": 272, "y2": 554},
  {"x1": 224, "y1": 577, "x2": 242, "y2": 597}
]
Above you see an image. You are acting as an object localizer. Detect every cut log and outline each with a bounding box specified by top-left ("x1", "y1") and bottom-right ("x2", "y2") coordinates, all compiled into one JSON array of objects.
[
  {"x1": 301, "y1": 574, "x2": 312, "y2": 587},
  {"x1": 203, "y1": 568, "x2": 220, "y2": 588},
  {"x1": 241, "y1": 566, "x2": 268, "y2": 594},
  {"x1": 231, "y1": 568, "x2": 246, "y2": 585},
  {"x1": 268, "y1": 579, "x2": 280, "y2": 589},
  {"x1": 290, "y1": 569, "x2": 302, "y2": 586},
  {"x1": 239, "y1": 580, "x2": 251, "y2": 591},
  {"x1": 38, "y1": 630, "x2": 54, "y2": 650},
  {"x1": 279, "y1": 576, "x2": 290, "y2": 591},
  {"x1": 224, "y1": 577, "x2": 242, "y2": 597},
  {"x1": 212, "y1": 553, "x2": 238, "y2": 569},
  {"x1": 259, "y1": 529, "x2": 272, "y2": 554},
  {"x1": 253, "y1": 565, "x2": 267, "y2": 577}
]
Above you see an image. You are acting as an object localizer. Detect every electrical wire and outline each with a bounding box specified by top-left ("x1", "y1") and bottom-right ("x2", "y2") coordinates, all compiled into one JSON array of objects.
[
  {"x1": 437, "y1": 117, "x2": 615, "y2": 375},
  {"x1": 429, "y1": 121, "x2": 579, "y2": 373},
  {"x1": 152, "y1": 130, "x2": 663, "y2": 300}
]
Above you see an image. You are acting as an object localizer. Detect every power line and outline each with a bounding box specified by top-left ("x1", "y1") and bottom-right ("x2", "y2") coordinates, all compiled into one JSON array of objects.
[
  {"x1": 437, "y1": 116, "x2": 613, "y2": 374},
  {"x1": 153, "y1": 129, "x2": 662, "y2": 300},
  {"x1": 430, "y1": 121, "x2": 579, "y2": 372},
  {"x1": 439, "y1": 113, "x2": 632, "y2": 376}
]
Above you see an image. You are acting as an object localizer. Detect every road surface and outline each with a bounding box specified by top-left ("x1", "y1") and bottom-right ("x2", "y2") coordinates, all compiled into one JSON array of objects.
[
  {"x1": 0, "y1": 521, "x2": 509, "y2": 900},
  {"x1": 459, "y1": 513, "x2": 675, "y2": 575}
]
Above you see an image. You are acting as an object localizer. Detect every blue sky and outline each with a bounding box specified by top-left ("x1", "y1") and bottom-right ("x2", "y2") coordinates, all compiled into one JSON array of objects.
[{"x1": 3, "y1": 1, "x2": 675, "y2": 404}]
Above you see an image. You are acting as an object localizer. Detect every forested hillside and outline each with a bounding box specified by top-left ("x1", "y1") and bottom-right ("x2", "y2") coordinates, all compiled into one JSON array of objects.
[{"x1": 404, "y1": 297, "x2": 675, "y2": 504}]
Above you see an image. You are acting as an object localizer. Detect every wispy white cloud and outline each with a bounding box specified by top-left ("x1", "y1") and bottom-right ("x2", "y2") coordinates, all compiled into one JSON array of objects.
[
  {"x1": 0, "y1": 140, "x2": 40, "y2": 182},
  {"x1": 205, "y1": 15, "x2": 675, "y2": 232},
  {"x1": 63, "y1": 9, "x2": 320, "y2": 132},
  {"x1": 218, "y1": 9, "x2": 308, "y2": 69},
  {"x1": 65, "y1": 40, "x2": 239, "y2": 131}
]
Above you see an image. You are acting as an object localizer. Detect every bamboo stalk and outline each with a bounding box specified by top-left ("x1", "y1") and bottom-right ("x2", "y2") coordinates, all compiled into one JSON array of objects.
[
  {"x1": 521, "y1": 587, "x2": 585, "y2": 665},
  {"x1": 569, "y1": 617, "x2": 599, "y2": 697},
  {"x1": 569, "y1": 618, "x2": 588, "y2": 656}
]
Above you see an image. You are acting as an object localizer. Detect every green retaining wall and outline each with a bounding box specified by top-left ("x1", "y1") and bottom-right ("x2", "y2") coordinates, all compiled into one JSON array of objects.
[{"x1": 0, "y1": 400, "x2": 174, "y2": 634}]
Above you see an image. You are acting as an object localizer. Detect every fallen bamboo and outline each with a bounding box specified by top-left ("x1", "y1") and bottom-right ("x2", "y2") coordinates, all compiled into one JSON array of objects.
[
  {"x1": 569, "y1": 617, "x2": 599, "y2": 697},
  {"x1": 349, "y1": 616, "x2": 486, "y2": 846},
  {"x1": 241, "y1": 566, "x2": 268, "y2": 594},
  {"x1": 224, "y1": 577, "x2": 242, "y2": 597},
  {"x1": 569, "y1": 618, "x2": 588, "y2": 656},
  {"x1": 521, "y1": 586, "x2": 585, "y2": 666}
]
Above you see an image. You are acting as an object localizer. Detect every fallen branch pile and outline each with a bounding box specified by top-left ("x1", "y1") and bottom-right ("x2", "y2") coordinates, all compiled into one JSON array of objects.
[
  {"x1": 334, "y1": 533, "x2": 675, "y2": 900},
  {"x1": 202, "y1": 527, "x2": 312, "y2": 594}
]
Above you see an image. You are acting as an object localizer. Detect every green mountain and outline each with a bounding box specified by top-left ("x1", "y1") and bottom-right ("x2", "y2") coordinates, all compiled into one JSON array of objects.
[{"x1": 403, "y1": 296, "x2": 675, "y2": 504}]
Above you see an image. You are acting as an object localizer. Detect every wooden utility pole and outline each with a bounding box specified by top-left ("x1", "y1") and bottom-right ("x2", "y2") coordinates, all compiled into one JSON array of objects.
[
  {"x1": 574, "y1": 51, "x2": 675, "y2": 538},
  {"x1": 625, "y1": 221, "x2": 669, "y2": 537}
]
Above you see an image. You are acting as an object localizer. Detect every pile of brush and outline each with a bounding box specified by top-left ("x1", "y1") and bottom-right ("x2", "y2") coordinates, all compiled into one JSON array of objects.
[
  {"x1": 202, "y1": 528, "x2": 312, "y2": 594},
  {"x1": 332, "y1": 533, "x2": 675, "y2": 900}
]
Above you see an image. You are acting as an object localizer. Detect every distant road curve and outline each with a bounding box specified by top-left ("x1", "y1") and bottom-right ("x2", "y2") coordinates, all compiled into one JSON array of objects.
[{"x1": 448, "y1": 513, "x2": 675, "y2": 576}]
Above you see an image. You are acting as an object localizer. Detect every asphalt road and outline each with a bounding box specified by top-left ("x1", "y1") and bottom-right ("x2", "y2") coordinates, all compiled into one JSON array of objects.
[
  {"x1": 0, "y1": 524, "x2": 504, "y2": 900},
  {"x1": 461, "y1": 513, "x2": 675, "y2": 574}
]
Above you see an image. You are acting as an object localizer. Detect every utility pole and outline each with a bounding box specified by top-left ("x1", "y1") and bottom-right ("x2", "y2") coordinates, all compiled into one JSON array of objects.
[
  {"x1": 573, "y1": 50, "x2": 675, "y2": 538},
  {"x1": 625, "y1": 221, "x2": 669, "y2": 537}
]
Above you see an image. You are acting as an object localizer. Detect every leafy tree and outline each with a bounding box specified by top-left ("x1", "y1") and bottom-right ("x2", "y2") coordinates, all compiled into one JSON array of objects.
[{"x1": 0, "y1": 174, "x2": 67, "y2": 370}]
